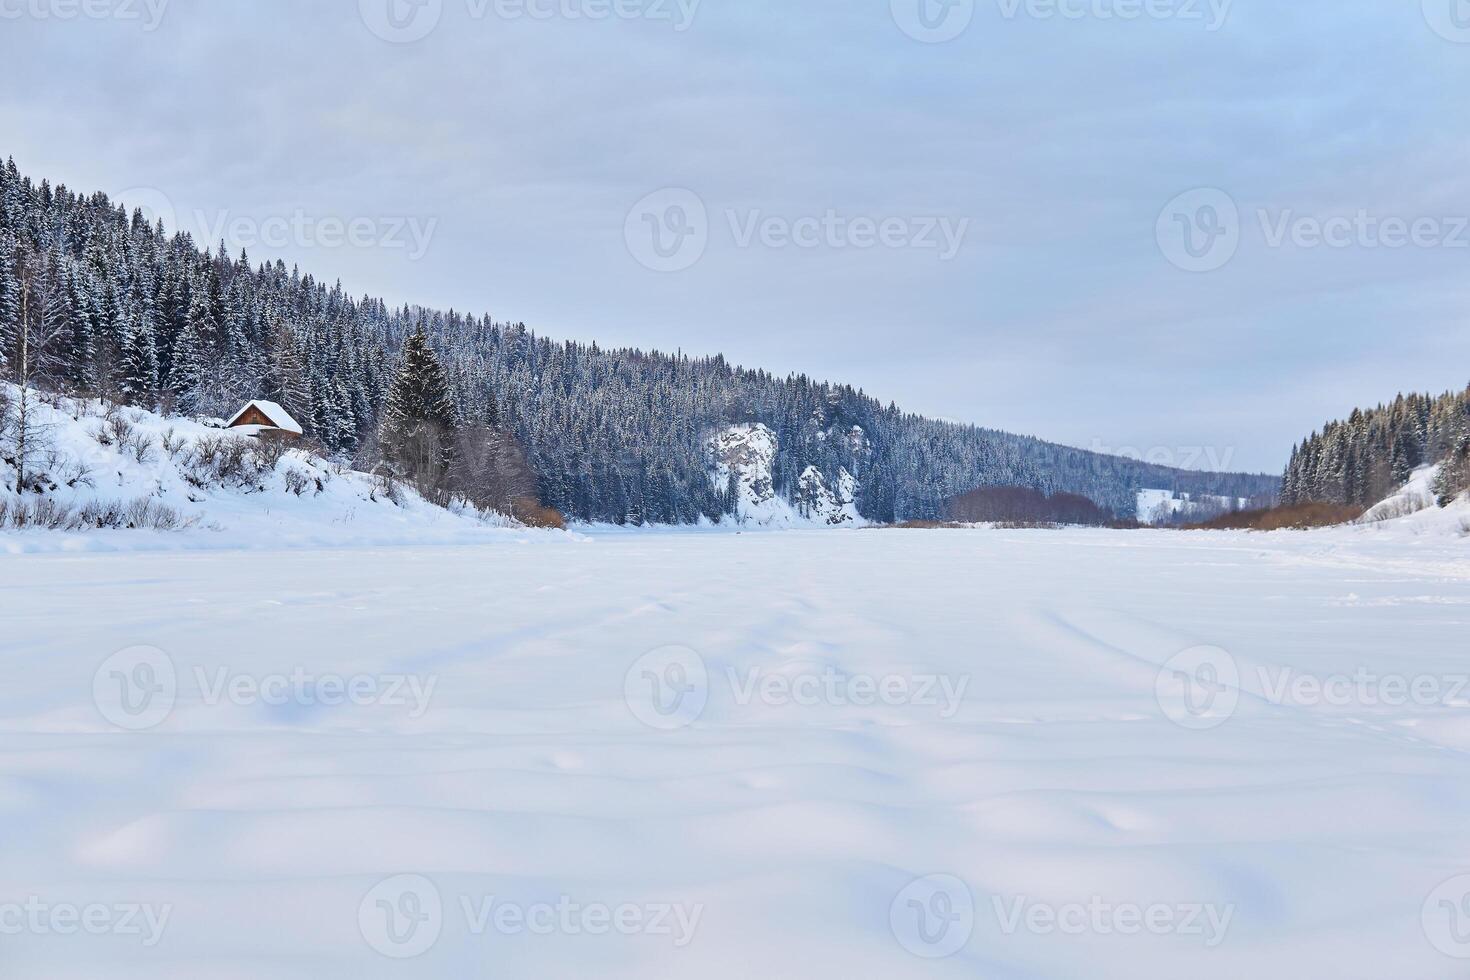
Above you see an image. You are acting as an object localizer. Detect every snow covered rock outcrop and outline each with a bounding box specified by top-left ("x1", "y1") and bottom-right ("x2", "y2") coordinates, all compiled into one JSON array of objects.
[
  {"x1": 795, "y1": 465, "x2": 862, "y2": 526},
  {"x1": 708, "y1": 423, "x2": 782, "y2": 522},
  {"x1": 706, "y1": 423, "x2": 864, "y2": 528}
]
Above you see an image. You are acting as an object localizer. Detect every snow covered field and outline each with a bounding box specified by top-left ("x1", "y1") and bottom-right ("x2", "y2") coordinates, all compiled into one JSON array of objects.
[{"x1": 2, "y1": 525, "x2": 1470, "y2": 978}]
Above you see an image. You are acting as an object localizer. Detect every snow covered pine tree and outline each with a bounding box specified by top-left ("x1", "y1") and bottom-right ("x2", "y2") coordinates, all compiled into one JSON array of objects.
[{"x1": 380, "y1": 325, "x2": 459, "y2": 499}]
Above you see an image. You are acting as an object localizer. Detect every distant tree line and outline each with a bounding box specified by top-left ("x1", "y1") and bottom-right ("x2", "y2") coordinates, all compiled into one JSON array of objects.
[
  {"x1": 1282, "y1": 386, "x2": 1470, "y2": 508},
  {"x1": 0, "y1": 158, "x2": 1279, "y2": 523}
]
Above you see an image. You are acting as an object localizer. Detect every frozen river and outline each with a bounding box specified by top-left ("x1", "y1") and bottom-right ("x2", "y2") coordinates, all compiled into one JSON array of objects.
[{"x1": 2, "y1": 525, "x2": 1469, "y2": 978}]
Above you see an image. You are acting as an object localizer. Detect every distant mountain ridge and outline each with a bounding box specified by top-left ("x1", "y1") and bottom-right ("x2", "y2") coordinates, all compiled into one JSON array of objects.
[{"x1": 0, "y1": 158, "x2": 1278, "y2": 524}]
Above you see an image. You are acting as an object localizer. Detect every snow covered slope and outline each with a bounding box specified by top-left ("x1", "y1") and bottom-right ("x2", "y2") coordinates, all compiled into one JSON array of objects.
[
  {"x1": 1360, "y1": 464, "x2": 1442, "y2": 523},
  {"x1": 1136, "y1": 488, "x2": 1249, "y2": 525},
  {"x1": 0, "y1": 386, "x2": 532, "y2": 553},
  {"x1": 706, "y1": 423, "x2": 863, "y2": 527},
  {"x1": 1356, "y1": 464, "x2": 1470, "y2": 536}
]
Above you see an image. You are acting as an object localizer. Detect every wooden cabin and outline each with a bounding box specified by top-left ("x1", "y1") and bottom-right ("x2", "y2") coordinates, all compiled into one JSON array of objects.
[{"x1": 226, "y1": 400, "x2": 304, "y2": 440}]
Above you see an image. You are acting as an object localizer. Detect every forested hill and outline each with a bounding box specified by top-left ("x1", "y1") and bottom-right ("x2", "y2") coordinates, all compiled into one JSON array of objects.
[
  {"x1": 1282, "y1": 386, "x2": 1470, "y2": 509},
  {"x1": 0, "y1": 159, "x2": 1277, "y2": 523}
]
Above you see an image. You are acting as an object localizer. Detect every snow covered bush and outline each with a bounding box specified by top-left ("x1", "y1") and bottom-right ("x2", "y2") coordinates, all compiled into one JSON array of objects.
[
  {"x1": 0, "y1": 495, "x2": 193, "y2": 531},
  {"x1": 181, "y1": 436, "x2": 267, "y2": 492},
  {"x1": 282, "y1": 468, "x2": 313, "y2": 497}
]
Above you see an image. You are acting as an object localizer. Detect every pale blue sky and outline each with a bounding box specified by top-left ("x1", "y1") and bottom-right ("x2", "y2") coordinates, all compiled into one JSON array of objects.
[{"x1": 3, "y1": 0, "x2": 1468, "y2": 472}]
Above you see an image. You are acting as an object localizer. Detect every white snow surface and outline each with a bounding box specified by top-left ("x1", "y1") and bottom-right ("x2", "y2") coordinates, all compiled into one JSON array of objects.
[
  {"x1": 1, "y1": 520, "x2": 1469, "y2": 977},
  {"x1": 0, "y1": 386, "x2": 537, "y2": 554}
]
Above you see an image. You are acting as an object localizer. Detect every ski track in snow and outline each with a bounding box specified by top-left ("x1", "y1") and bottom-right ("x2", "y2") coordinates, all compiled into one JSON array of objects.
[{"x1": 0, "y1": 527, "x2": 1468, "y2": 978}]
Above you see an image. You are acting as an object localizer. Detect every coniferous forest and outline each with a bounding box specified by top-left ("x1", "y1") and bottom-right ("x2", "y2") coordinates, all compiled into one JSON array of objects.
[
  {"x1": 0, "y1": 159, "x2": 1279, "y2": 524},
  {"x1": 1281, "y1": 386, "x2": 1470, "y2": 509}
]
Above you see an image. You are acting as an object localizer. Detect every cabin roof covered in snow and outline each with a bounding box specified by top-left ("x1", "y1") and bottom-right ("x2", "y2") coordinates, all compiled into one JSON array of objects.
[{"x1": 226, "y1": 400, "x2": 303, "y2": 435}]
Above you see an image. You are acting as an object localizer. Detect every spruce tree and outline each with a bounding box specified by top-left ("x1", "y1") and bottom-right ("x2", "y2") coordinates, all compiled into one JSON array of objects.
[
  {"x1": 0, "y1": 231, "x2": 19, "y2": 370},
  {"x1": 119, "y1": 311, "x2": 160, "y2": 406},
  {"x1": 380, "y1": 326, "x2": 458, "y2": 492}
]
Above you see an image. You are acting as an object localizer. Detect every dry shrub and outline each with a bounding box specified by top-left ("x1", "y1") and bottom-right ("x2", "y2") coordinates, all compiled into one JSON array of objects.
[
  {"x1": 878, "y1": 520, "x2": 971, "y2": 530},
  {"x1": 1361, "y1": 496, "x2": 1426, "y2": 523},
  {"x1": 75, "y1": 498, "x2": 193, "y2": 530},
  {"x1": 1189, "y1": 502, "x2": 1363, "y2": 531},
  {"x1": 948, "y1": 485, "x2": 1111, "y2": 526},
  {"x1": 160, "y1": 428, "x2": 187, "y2": 458},
  {"x1": 120, "y1": 498, "x2": 192, "y2": 530},
  {"x1": 510, "y1": 497, "x2": 566, "y2": 529},
  {"x1": 281, "y1": 468, "x2": 316, "y2": 497},
  {"x1": 184, "y1": 436, "x2": 265, "y2": 491},
  {"x1": 0, "y1": 496, "x2": 194, "y2": 531},
  {"x1": 0, "y1": 497, "x2": 72, "y2": 529},
  {"x1": 58, "y1": 458, "x2": 94, "y2": 490},
  {"x1": 104, "y1": 413, "x2": 134, "y2": 447},
  {"x1": 87, "y1": 414, "x2": 154, "y2": 462},
  {"x1": 126, "y1": 431, "x2": 155, "y2": 464},
  {"x1": 250, "y1": 433, "x2": 291, "y2": 469},
  {"x1": 370, "y1": 473, "x2": 405, "y2": 506}
]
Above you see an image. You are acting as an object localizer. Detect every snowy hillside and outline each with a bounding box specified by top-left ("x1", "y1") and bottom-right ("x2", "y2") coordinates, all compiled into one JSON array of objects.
[
  {"x1": 1360, "y1": 464, "x2": 1442, "y2": 523},
  {"x1": 0, "y1": 386, "x2": 532, "y2": 553},
  {"x1": 706, "y1": 423, "x2": 864, "y2": 528},
  {"x1": 1354, "y1": 464, "x2": 1470, "y2": 536},
  {"x1": 1136, "y1": 488, "x2": 1250, "y2": 525}
]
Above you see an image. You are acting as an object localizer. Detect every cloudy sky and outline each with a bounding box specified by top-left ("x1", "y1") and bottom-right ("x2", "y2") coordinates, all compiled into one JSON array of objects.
[{"x1": 3, "y1": 0, "x2": 1468, "y2": 472}]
